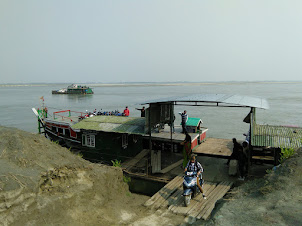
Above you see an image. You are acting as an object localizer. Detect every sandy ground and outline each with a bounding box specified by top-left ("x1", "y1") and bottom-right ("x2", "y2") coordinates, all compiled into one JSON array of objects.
[
  {"x1": 1, "y1": 126, "x2": 301, "y2": 225},
  {"x1": 0, "y1": 126, "x2": 184, "y2": 226}
]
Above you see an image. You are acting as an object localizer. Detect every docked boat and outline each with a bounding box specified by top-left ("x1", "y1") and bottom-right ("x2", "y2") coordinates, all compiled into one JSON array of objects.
[
  {"x1": 52, "y1": 84, "x2": 94, "y2": 94},
  {"x1": 32, "y1": 108, "x2": 206, "y2": 163}
]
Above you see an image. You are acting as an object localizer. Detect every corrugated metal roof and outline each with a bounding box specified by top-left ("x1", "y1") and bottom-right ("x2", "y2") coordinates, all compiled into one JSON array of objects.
[
  {"x1": 252, "y1": 124, "x2": 302, "y2": 148},
  {"x1": 141, "y1": 94, "x2": 269, "y2": 109},
  {"x1": 72, "y1": 116, "x2": 145, "y2": 134}
]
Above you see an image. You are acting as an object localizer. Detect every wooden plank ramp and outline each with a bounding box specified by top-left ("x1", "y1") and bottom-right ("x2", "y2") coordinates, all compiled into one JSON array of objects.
[
  {"x1": 121, "y1": 149, "x2": 150, "y2": 171},
  {"x1": 144, "y1": 175, "x2": 233, "y2": 220},
  {"x1": 160, "y1": 159, "x2": 183, "y2": 174}
]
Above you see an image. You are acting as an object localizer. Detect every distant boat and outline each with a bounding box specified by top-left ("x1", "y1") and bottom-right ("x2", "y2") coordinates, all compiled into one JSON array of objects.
[{"x1": 52, "y1": 84, "x2": 94, "y2": 94}]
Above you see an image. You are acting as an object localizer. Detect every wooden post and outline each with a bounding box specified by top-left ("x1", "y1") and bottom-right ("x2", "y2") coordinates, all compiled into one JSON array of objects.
[
  {"x1": 151, "y1": 150, "x2": 161, "y2": 173},
  {"x1": 38, "y1": 120, "x2": 41, "y2": 134},
  {"x1": 170, "y1": 102, "x2": 173, "y2": 153},
  {"x1": 146, "y1": 158, "x2": 149, "y2": 175},
  {"x1": 148, "y1": 104, "x2": 152, "y2": 175},
  {"x1": 247, "y1": 107, "x2": 255, "y2": 174},
  {"x1": 274, "y1": 148, "x2": 281, "y2": 166}
]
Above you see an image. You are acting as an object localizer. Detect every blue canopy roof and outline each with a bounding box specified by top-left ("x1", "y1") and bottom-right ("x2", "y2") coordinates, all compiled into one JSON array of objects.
[{"x1": 141, "y1": 94, "x2": 269, "y2": 109}]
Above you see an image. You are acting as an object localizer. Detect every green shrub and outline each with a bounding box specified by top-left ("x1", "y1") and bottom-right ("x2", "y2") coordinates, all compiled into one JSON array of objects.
[
  {"x1": 123, "y1": 176, "x2": 131, "y2": 184},
  {"x1": 111, "y1": 159, "x2": 122, "y2": 167},
  {"x1": 111, "y1": 159, "x2": 131, "y2": 184},
  {"x1": 279, "y1": 147, "x2": 296, "y2": 163}
]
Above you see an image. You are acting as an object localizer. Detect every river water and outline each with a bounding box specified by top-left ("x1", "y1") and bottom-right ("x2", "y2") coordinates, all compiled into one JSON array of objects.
[{"x1": 0, "y1": 82, "x2": 301, "y2": 140}]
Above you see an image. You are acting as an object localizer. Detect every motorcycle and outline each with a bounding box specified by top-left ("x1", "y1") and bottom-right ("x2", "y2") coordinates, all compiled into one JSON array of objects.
[{"x1": 183, "y1": 171, "x2": 203, "y2": 206}]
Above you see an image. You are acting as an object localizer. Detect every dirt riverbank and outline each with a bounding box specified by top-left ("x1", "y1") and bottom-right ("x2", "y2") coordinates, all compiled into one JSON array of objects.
[{"x1": 0, "y1": 126, "x2": 185, "y2": 226}]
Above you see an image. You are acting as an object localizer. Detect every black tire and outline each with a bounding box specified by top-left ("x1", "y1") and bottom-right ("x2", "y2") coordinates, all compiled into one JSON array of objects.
[{"x1": 184, "y1": 194, "x2": 191, "y2": 207}]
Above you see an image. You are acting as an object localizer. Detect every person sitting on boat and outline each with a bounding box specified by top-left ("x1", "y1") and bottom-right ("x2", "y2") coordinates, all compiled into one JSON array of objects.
[
  {"x1": 123, "y1": 106, "x2": 130, "y2": 117},
  {"x1": 184, "y1": 155, "x2": 206, "y2": 199}
]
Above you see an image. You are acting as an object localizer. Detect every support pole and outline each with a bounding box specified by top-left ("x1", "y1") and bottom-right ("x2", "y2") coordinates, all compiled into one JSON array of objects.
[
  {"x1": 148, "y1": 104, "x2": 152, "y2": 175},
  {"x1": 170, "y1": 102, "x2": 173, "y2": 153},
  {"x1": 248, "y1": 107, "x2": 255, "y2": 174},
  {"x1": 38, "y1": 120, "x2": 41, "y2": 134}
]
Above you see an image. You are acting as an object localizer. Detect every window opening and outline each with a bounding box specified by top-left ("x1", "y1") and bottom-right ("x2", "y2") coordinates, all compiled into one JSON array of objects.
[{"x1": 82, "y1": 134, "x2": 95, "y2": 147}]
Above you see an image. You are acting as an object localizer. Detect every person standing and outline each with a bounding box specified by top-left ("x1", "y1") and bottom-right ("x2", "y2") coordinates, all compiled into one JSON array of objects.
[
  {"x1": 226, "y1": 138, "x2": 241, "y2": 165},
  {"x1": 179, "y1": 110, "x2": 188, "y2": 133},
  {"x1": 238, "y1": 141, "x2": 249, "y2": 180},
  {"x1": 181, "y1": 133, "x2": 192, "y2": 168},
  {"x1": 135, "y1": 106, "x2": 145, "y2": 117},
  {"x1": 123, "y1": 106, "x2": 130, "y2": 116},
  {"x1": 168, "y1": 114, "x2": 176, "y2": 133}
]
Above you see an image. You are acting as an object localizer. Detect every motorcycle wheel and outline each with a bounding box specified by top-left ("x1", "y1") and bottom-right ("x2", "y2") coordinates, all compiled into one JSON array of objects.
[{"x1": 184, "y1": 194, "x2": 191, "y2": 207}]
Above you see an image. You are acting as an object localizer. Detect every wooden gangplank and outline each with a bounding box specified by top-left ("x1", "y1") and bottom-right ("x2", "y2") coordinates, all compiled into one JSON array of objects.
[
  {"x1": 193, "y1": 138, "x2": 233, "y2": 158},
  {"x1": 121, "y1": 149, "x2": 150, "y2": 171},
  {"x1": 144, "y1": 175, "x2": 233, "y2": 220}
]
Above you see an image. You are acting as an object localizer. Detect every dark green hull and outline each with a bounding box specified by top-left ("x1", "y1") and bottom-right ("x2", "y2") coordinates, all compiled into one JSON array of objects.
[
  {"x1": 52, "y1": 88, "x2": 93, "y2": 94},
  {"x1": 52, "y1": 85, "x2": 94, "y2": 94}
]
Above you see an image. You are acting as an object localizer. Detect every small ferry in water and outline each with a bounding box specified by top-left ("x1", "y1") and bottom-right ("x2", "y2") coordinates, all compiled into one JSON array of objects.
[{"x1": 52, "y1": 84, "x2": 94, "y2": 94}]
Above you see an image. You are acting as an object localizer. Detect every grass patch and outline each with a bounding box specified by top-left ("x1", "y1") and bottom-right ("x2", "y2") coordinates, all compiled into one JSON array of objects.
[
  {"x1": 123, "y1": 175, "x2": 131, "y2": 184},
  {"x1": 111, "y1": 159, "x2": 122, "y2": 167},
  {"x1": 280, "y1": 147, "x2": 296, "y2": 163},
  {"x1": 111, "y1": 159, "x2": 131, "y2": 184}
]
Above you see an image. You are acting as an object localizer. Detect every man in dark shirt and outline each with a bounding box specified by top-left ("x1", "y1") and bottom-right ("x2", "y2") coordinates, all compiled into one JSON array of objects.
[
  {"x1": 135, "y1": 106, "x2": 145, "y2": 117},
  {"x1": 226, "y1": 138, "x2": 241, "y2": 165},
  {"x1": 238, "y1": 141, "x2": 248, "y2": 180}
]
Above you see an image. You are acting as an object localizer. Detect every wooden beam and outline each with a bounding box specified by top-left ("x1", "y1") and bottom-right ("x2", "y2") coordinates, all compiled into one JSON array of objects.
[
  {"x1": 121, "y1": 149, "x2": 150, "y2": 171},
  {"x1": 160, "y1": 159, "x2": 183, "y2": 174}
]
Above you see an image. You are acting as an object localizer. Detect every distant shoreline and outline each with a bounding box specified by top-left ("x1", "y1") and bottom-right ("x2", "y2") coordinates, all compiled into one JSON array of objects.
[{"x1": 0, "y1": 80, "x2": 301, "y2": 87}]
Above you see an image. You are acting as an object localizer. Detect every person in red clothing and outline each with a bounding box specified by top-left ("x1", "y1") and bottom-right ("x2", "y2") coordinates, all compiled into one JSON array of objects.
[{"x1": 123, "y1": 106, "x2": 130, "y2": 116}]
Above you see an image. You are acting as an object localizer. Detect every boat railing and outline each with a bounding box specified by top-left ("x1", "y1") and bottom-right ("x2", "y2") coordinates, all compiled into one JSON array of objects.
[{"x1": 53, "y1": 110, "x2": 85, "y2": 122}]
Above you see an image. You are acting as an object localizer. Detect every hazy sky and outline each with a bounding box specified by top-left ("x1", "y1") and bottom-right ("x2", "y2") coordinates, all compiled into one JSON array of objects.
[{"x1": 1, "y1": 0, "x2": 301, "y2": 84}]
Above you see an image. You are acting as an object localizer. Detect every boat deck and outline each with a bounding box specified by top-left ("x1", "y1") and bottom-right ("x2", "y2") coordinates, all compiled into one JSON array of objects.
[
  {"x1": 145, "y1": 126, "x2": 204, "y2": 142},
  {"x1": 44, "y1": 116, "x2": 81, "y2": 125},
  {"x1": 193, "y1": 138, "x2": 233, "y2": 158},
  {"x1": 144, "y1": 175, "x2": 233, "y2": 220}
]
